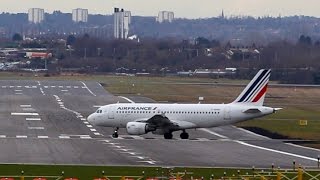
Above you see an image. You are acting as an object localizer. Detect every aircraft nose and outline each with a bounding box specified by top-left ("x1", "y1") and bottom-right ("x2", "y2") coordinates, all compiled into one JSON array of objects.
[{"x1": 87, "y1": 114, "x2": 95, "y2": 124}]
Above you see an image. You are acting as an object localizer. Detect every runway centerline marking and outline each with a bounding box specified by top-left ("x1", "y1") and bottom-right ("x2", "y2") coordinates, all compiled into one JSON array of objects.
[
  {"x1": 26, "y1": 118, "x2": 41, "y2": 121},
  {"x1": 20, "y1": 105, "x2": 31, "y2": 108},
  {"x1": 28, "y1": 127, "x2": 45, "y2": 130},
  {"x1": 80, "y1": 81, "x2": 96, "y2": 96},
  {"x1": 16, "y1": 135, "x2": 27, "y2": 138},
  {"x1": 14, "y1": 89, "x2": 22, "y2": 92},
  {"x1": 38, "y1": 136, "x2": 49, "y2": 139},
  {"x1": 11, "y1": 112, "x2": 39, "y2": 116},
  {"x1": 236, "y1": 140, "x2": 318, "y2": 162}
]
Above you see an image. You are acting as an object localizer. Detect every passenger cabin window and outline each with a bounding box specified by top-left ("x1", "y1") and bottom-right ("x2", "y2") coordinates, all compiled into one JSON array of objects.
[{"x1": 96, "y1": 110, "x2": 103, "y2": 113}]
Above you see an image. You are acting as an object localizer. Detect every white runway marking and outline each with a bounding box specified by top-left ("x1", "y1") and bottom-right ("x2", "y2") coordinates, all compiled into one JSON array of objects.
[
  {"x1": 38, "y1": 136, "x2": 49, "y2": 139},
  {"x1": 83, "y1": 121, "x2": 89, "y2": 124},
  {"x1": 80, "y1": 81, "x2": 96, "y2": 96},
  {"x1": 286, "y1": 143, "x2": 320, "y2": 152},
  {"x1": 94, "y1": 132, "x2": 101, "y2": 136},
  {"x1": 0, "y1": 135, "x2": 6, "y2": 138},
  {"x1": 28, "y1": 127, "x2": 45, "y2": 130},
  {"x1": 26, "y1": 118, "x2": 41, "y2": 121},
  {"x1": 22, "y1": 108, "x2": 35, "y2": 111},
  {"x1": 86, "y1": 125, "x2": 93, "y2": 128},
  {"x1": 51, "y1": 86, "x2": 56, "y2": 88},
  {"x1": 44, "y1": 86, "x2": 48, "y2": 88},
  {"x1": 20, "y1": 105, "x2": 31, "y2": 108},
  {"x1": 16, "y1": 86, "x2": 21, "y2": 88},
  {"x1": 234, "y1": 126, "x2": 270, "y2": 139},
  {"x1": 67, "y1": 86, "x2": 71, "y2": 88},
  {"x1": 80, "y1": 136, "x2": 92, "y2": 139},
  {"x1": 74, "y1": 86, "x2": 79, "y2": 88},
  {"x1": 138, "y1": 161, "x2": 156, "y2": 165},
  {"x1": 15, "y1": 93, "x2": 23, "y2": 95},
  {"x1": 80, "y1": 118, "x2": 86, "y2": 121},
  {"x1": 11, "y1": 112, "x2": 39, "y2": 116},
  {"x1": 16, "y1": 135, "x2": 27, "y2": 138},
  {"x1": 14, "y1": 89, "x2": 22, "y2": 92},
  {"x1": 118, "y1": 96, "x2": 135, "y2": 103},
  {"x1": 37, "y1": 81, "x2": 41, "y2": 86},
  {"x1": 93, "y1": 105, "x2": 102, "y2": 108},
  {"x1": 39, "y1": 87, "x2": 45, "y2": 95},
  {"x1": 200, "y1": 128, "x2": 228, "y2": 139},
  {"x1": 61, "y1": 90, "x2": 68, "y2": 92},
  {"x1": 236, "y1": 140, "x2": 318, "y2": 162},
  {"x1": 59, "y1": 136, "x2": 70, "y2": 139},
  {"x1": 90, "y1": 129, "x2": 97, "y2": 132},
  {"x1": 2, "y1": 86, "x2": 6, "y2": 88},
  {"x1": 59, "y1": 86, "x2": 63, "y2": 88}
]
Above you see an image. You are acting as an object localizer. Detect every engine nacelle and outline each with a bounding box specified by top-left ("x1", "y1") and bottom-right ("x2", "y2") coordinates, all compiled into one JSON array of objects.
[{"x1": 126, "y1": 122, "x2": 155, "y2": 135}]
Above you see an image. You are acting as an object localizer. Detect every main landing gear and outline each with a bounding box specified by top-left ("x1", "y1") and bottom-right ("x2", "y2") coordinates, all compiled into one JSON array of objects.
[
  {"x1": 112, "y1": 127, "x2": 119, "y2": 138},
  {"x1": 164, "y1": 132, "x2": 173, "y2": 139},
  {"x1": 163, "y1": 130, "x2": 189, "y2": 139},
  {"x1": 180, "y1": 130, "x2": 189, "y2": 139}
]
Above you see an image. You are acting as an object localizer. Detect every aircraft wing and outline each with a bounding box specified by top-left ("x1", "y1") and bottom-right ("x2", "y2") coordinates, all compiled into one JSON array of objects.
[{"x1": 136, "y1": 114, "x2": 196, "y2": 130}]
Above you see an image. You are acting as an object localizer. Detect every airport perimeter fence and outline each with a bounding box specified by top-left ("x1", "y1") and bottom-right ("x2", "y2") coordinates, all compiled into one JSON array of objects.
[{"x1": 0, "y1": 165, "x2": 320, "y2": 180}]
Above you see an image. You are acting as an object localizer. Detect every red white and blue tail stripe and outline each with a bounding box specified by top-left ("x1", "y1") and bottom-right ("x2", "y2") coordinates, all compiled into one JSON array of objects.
[{"x1": 233, "y1": 69, "x2": 271, "y2": 106}]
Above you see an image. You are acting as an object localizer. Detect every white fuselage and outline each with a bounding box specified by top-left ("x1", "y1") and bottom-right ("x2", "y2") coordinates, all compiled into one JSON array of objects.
[{"x1": 88, "y1": 103, "x2": 274, "y2": 130}]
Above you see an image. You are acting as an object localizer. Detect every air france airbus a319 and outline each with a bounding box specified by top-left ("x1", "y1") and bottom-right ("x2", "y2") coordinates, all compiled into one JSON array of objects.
[{"x1": 88, "y1": 69, "x2": 281, "y2": 139}]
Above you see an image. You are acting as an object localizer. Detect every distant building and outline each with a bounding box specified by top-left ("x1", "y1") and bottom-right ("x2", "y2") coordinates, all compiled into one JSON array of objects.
[
  {"x1": 28, "y1": 8, "x2": 45, "y2": 24},
  {"x1": 156, "y1": 11, "x2": 174, "y2": 23},
  {"x1": 72, "y1": 8, "x2": 88, "y2": 23},
  {"x1": 114, "y1": 8, "x2": 131, "y2": 39}
]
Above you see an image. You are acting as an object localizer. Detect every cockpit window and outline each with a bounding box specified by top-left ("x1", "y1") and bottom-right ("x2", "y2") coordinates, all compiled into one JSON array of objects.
[{"x1": 96, "y1": 110, "x2": 103, "y2": 113}]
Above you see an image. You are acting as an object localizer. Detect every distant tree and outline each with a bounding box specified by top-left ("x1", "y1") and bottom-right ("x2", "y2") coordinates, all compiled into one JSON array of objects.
[
  {"x1": 12, "y1": 33, "x2": 22, "y2": 41},
  {"x1": 298, "y1": 35, "x2": 312, "y2": 46},
  {"x1": 314, "y1": 40, "x2": 320, "y2": 46},
  {"x1": 195, "y1": 37, "x2": 211, "y2": 48},
  {"x1": 66, "y1": 35, "x2": 76, "y2": 46},
  {"x1": 83, "y1": 33, "x2": 90, "y2": 39}
]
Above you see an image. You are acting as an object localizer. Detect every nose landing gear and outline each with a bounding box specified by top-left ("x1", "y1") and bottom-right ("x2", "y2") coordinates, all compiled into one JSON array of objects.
[{"x1": 112, "y1": 127, "x2": 119, "y2": 138}]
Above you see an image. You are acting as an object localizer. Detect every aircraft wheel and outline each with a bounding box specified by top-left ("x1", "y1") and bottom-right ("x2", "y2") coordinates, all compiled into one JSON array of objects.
[
  {"x1": 180, "y1": 132, "x2": 189, "y2": 139},
  {"x1": 164, "y1": 133, "x2": 173, "y2": 139},
  {"x1": 112, "y1": 132, "x2": 118, "y2": 138}
]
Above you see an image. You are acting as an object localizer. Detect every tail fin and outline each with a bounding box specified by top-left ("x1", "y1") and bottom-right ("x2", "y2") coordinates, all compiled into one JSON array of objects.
[{"x1": 233, "y1": 69, "x2": 271, "y2": 106}]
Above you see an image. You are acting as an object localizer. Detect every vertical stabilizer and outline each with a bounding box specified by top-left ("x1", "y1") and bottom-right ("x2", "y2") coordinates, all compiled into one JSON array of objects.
[{"x1": 232, "y1": 69, "x2": 271, "y2": 106}]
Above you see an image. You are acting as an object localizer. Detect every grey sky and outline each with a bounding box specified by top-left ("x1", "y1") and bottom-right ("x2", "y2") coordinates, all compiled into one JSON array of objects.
[{"x1": 1, "y1": 0, "x2": 319, "y2": 18}]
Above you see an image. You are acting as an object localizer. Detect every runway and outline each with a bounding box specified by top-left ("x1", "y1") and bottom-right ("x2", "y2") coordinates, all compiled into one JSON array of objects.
[{"x1": 0, "y1": 80, "x2": 319, "y2": 168}]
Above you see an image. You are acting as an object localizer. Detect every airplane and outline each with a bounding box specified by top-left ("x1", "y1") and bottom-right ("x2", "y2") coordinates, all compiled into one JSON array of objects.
[{"x1": 87, "y1": 69, "x2": 281, "y2": 139}]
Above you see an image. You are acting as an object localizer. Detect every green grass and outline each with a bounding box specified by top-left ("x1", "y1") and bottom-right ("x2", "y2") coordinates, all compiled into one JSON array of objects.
[{"x1": 0, "y1": 164, "x2": 318, "y2": 180}]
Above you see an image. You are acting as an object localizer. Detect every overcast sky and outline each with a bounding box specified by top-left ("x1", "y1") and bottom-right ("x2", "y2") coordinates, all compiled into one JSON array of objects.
[{"x1": 1, "y1": 0, "x2": 320, "y2": 18}]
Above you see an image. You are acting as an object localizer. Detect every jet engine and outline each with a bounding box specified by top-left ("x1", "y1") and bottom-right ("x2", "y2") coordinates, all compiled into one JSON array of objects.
[{"x1": 126, "y1": 122, "x2": 155, "y2": 135}]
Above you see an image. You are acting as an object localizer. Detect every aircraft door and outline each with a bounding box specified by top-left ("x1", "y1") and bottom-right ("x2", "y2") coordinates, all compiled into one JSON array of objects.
[
  {"x1": 108, "y1": 105, "x2": 115, "y2": 119},
  {"x1": 224, "y1": 107, "x2": 231, "y2": 120}
]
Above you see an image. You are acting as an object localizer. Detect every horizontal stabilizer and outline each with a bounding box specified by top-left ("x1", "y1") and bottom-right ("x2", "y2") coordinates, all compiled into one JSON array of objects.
[{"x1": 243, "y1": 108, "x2": 261, "y2": 113}]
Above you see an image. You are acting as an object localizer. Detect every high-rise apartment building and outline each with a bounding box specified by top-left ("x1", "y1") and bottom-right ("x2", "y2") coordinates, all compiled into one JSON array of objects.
[
  {"x1": 114, "y1": 8, "x2": 131, "y2": 39},
  {"x1": 156, "y1": 11, "x2": 174, "y2": 23},
  {"x1": 28, "y1": 8, "x2": 45, "y2": 24},
  {"x1": 72, "y1": 8, "x2": 88, "y2": 23}
]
